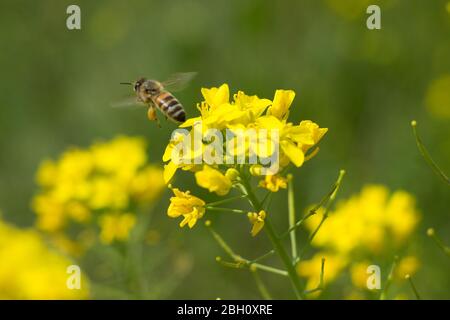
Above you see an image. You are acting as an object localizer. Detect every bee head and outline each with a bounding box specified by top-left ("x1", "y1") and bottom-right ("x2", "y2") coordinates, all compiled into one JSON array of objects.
[{"x1": 133, "y1": 78, "x2": 146, "y2": 92}]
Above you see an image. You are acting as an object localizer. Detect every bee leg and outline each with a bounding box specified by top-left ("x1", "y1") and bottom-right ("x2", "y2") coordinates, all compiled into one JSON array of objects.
[{"x1": 147, "y1": 106, "x2": 161, "y2": 127}]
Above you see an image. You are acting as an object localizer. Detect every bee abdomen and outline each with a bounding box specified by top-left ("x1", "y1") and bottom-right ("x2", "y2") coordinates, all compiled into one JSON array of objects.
[{"x1": 155, "y1": 92, "x2": 186, "y2": 123}]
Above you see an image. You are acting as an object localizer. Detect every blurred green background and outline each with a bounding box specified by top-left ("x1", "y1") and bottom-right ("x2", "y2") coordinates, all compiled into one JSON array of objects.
[{"x1": 0, "y1": 0, "x2": 449, "y2": 299}]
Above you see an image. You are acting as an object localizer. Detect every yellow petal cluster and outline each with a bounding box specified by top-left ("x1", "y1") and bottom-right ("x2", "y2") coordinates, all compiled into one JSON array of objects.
[
  {"x1": 247, "y1": 210, "x2": 266, "y2": 236},
  {"x1": 99, "y1": 213, "x2": 136, "y2": 244},
  {"x1": 0, "y1": 216, "x2": 89, "y2": 299},
  {"x1": 305, "y1": 185, "x2": 420, "y2": 254},
  {"x1": 168, "y1": 188, "x2": 206, "y2": 228},
  {"x1": 162, "y1": 84, "x2": 327, "y2": 193},
  {"x1": 195, "y1": 165, "x2": 232, "y2": 196},
  {"x1": 32, "y1": 136, "x2": 165, "y2": 252},
  {"x1": 298, "y1": 185, "x2": 420, "y2": 295}
]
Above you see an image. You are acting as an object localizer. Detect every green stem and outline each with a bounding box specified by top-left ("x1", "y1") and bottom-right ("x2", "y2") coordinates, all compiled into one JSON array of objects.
[
  {"x1": 287, "y1": 175, "x2": 298, "y2": 261},
  {"x1": 238, "y1": 177, "x2": 305, "y2": 300},
  {"x1": 405, "y1": 274, "x2": 421, "y2": 300},
  {"x1": 304, "y1": 257, "x2": 325, "y2": 295},
  {"x1": 205, "y1": 206, "x2": 247, "y2": 214},
  {"x1": 251, "y1": 269, "x2": 273, "y2": 300},
  {"x1": 411, "y1": 120, "x2": 450, "y2": 186},
  {"x1": 207, "y1": 195, "x2": 248, "y2": 207},
  {"x1": 299, "y1": 170, "x2": 346, "y2": 259},
  {"x1": 207, "y1": 222, "x2": 288, "y2": 277},
  {"x1": 427, "y1": 228, "x2": 450, "y2": 258},
  {"x1": 380, "y1": 256, "x2": 399, "y2": 300}
]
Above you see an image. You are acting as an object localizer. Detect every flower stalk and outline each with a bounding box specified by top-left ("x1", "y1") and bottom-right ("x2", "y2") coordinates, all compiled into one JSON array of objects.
[
  {"x1": 411, "y1": 120, "x2": 449, "y2": 186},
  {"x1": 237, "y1": 174, "x2": 306, "y2": 300}
]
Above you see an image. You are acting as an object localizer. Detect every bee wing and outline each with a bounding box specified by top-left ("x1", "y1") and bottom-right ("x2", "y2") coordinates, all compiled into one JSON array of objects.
[
  {"x1": 110, "y1": 95, "x2": 144, "y2": 109},
  {"x1": 161, "y1": 72, "x2": 197, "y2": 92}
]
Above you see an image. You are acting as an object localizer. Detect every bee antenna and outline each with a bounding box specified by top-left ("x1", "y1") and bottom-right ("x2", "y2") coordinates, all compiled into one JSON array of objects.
[{"x1": 120, "y1": 82, "x2": 133, "y2": 85}]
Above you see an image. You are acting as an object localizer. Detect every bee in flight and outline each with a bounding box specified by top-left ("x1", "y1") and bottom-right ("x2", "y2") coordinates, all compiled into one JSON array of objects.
[{"x1": 116, "y1": 72, "x2": 196, "y2": 125}]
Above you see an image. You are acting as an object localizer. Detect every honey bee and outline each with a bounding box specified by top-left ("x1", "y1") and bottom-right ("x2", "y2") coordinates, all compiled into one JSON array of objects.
[{"x1": 116, "y1": 72, "x2": 196, "y2": 125}]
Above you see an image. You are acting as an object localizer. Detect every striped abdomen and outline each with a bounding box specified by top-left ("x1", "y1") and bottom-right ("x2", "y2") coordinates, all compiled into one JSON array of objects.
[{"x1": 152, "y1": 91, "x2": 186, "y2": 123}]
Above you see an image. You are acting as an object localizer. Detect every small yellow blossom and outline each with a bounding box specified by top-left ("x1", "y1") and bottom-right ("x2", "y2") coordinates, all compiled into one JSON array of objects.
[
  {"x1": 0, "y1": 216, "x2": 89, "y2": 299},
  {"x1": 201, "y1": 83, "x2": 230, "y2": 109},
  {"x1": 195, "y1": 165, "x2": 232, "y2": 196},
  {"x1": 258, "y1": 174, "x2": 288, "y2": 192},
  {"x1": 395, "y1": 256, "x2": 420, "y2": 279},
  {"x1": 224, "y1": 168, "x2": 239, "y2": 181},
  {"x1": 268, "y1": 89, "x2": 295, "y2": 120},
  {"x1": 98, "y1": 213, "x2": 136, "y2": 244},
  {"x1": 247, "y1": 210, "x2": 266, "y2": 236},
  {"x1": 168, "y1": 188, "x2": 206, "y2": 228}
]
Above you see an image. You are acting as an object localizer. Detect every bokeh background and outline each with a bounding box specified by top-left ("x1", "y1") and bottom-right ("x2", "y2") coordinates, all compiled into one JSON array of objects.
[{"x1": 0, "y1": 0, "x2": 449, "y2": 299}]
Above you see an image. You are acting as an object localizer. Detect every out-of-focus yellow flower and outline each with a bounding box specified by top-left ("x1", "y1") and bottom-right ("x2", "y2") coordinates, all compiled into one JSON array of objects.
[
  {"x1": 0, "y1": 217, "x2": 89, "y2": 299},
  {"x1": 168, "y1": 188, "x2": 206, "y2": 228},
  {"x1": 299, "y1": 185, "x2": 420, "y2": 296},
  {"x1": 32, "y1": 136, "x2": 165, "y2": 252},
  {"x1": 258, "y1": 174, "x2": 288, "y2": 192},
  {"x1": 99, "y1": 213, "x2": 136, "y2": 244},
  {"x1": 195, "y1": 165, "x2": 232, "y2": 196},
  {"x1": 350, "y1": 261, "x2": 371, "y2": 289},
  {"x1": 395, "y1": 256, "x2": 420, "y2": 279},
  {"x1": 425, "y1": 74, "x2": 450, "y2": 119},
  {"x1": 297, "y1": 252, "x2": 347, "y2": 291},
  {"x1": 247, "y1": 210, "x2": 266, "y2": 236},
  {"x1": 385, "y1": 191, "x2": 420, "y2": 243},
  {"x1": 305, "y1": 185, "x2": 420, "y2": 255},
  {"x1": 130, "y1": 166, "x2": 165, "y2": 202}
]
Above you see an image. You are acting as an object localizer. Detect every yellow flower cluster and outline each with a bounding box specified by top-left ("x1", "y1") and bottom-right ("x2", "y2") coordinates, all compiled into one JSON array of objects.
[
  {"x1": 164, "y1": 84, "x2": 327, "y2": 229},
  {"x1": 0, "y1": 216, "x2": 89, "y2": 299},
  {"x1": 32, "y1": 136, "x2": 165, "y2": 250},
  {"x1": 163, "y1": 84, "x2": 327, "y2": 192},
  {"x1": 298, "y1": 185, "x2": 421, "y2": 293}
]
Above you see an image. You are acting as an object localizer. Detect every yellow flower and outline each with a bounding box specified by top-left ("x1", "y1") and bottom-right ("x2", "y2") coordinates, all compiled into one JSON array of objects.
[
  {"x1": 385, "y1": 191, "x2": 420, "y2": 243},
  {"x1": 164, "y1": 85, "x2": 326, "y2": 185},
  {"x1": 425, "y1": 74, "x2": 450, "y2": 119},
  {"x1": 168, "y1": 188, "x2": 206, "y2": 228},
  {"x1": 162, "y1": 128, "x2": 203, "y2": 183},
  {"x1": 195, "y1": 165, "x2": 232, "y2": 196},
  {"x1": 201, "y1": 83, "x2": 230, "y2": 109},
  {"x1": 225, "y1": 168, "x2": 239, "y2": 181},
  {"x1": 395, "y1": 256, "x2": 420, "y2": 279},
  {"x1": 36, "y1": 160, "x2": 58, "y2": 187},
  {"x1": 258, "y1": 174, "x2": 288, "y2": 192},
  {"x1": 268, "y1": 89, "x2": 295, "y2": 120},
  {"x1": 0, "y1": 216, "x2": 89, "y2": 299},
  {"x1": 247, "y1": 210, "x2": 266, "y2": 236},
  {"x1": 305, "y1": 185, "x2": 420, "y2": 256},
  {"x1": 254, "y1": 116, "x2": 327, "y2": 168},
  {"x1": 130, "y1": 166, "x2": 165, "y2": 202},
  {"x1": 350, "y1": 261, "x2": 371, "y2": 289},
  {"x1": 33, "y1": 136, "x2": 165, "y2": 251},
  {"x1": 98, "y1": 213, "x2": 136, "y2": 244}
]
